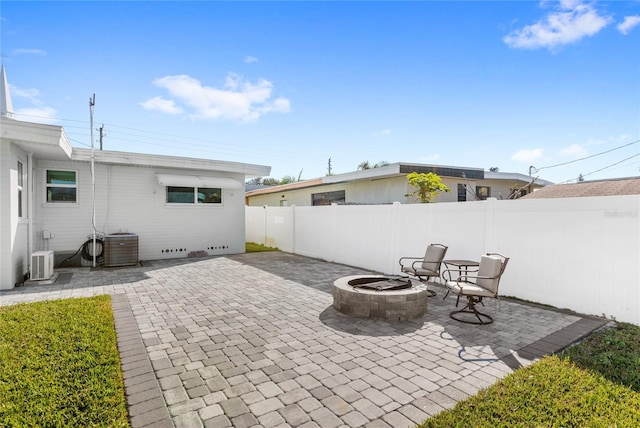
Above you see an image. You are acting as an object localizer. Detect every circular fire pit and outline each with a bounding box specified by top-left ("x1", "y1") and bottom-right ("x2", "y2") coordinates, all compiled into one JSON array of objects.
[{"x1": 333, "y1": 275, "x2": 428, "y2": 320}]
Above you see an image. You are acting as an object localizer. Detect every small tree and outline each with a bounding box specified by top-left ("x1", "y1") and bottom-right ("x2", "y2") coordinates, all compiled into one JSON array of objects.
[
  {"x1": 246, "y1": 177, "x2": 263, "y2": 185},
  {"x1": 262, "y1": 178, "x2": 279, "y2": 186},
  {"x1": 279, "y1": 175, "x2": 297, "y2": 185},
  {"x1": 358, "y1": 160, "x2": 389, "y2": 170},
  {"x1": 405, "y1": 172, "x2": 450, "y2": 203},
  {"x1": 357, "y1": 161, "x2": 371, "y2": 170}
]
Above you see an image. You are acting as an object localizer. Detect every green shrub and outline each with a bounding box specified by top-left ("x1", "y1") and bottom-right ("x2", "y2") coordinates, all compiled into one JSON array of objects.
[{"x1": 561, "y1": 322, "x2": 640, "y2": 392}]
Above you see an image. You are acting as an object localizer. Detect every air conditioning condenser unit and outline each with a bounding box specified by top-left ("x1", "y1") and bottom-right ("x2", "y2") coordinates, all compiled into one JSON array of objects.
[{"x1": 31, "y1": 251, "x2": 54, "y2": 280}]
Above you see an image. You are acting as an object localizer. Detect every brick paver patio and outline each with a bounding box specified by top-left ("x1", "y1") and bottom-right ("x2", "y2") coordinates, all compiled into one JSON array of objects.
[{"x1": 0, "y1": 252, "x2": 607, "y2": 428}]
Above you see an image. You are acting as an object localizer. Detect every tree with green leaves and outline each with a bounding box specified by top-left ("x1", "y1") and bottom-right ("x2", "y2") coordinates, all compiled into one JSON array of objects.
[
  {"x1": 357, "y1": 161, "x2": 371, "y2": 170},
  {"x1": 358, "y1": 160, "x2": 390, "y2": 170},
  {"x1": 262, "y1": 178, "x2": 279, "y2": 185},
  {"x1": 405, "y1": 172, "x2": 450, "y2": 203}
]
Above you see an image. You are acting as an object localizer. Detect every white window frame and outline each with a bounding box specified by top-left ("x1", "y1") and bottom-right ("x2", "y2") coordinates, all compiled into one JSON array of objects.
[
  {"x1": 166, "y1": 186, "x2": 223, "y2": 205},
  {"x1": 17, "y1": 161, "x2": 24, "y2": 217},
  {"x1": 45, "y1": 169, "x2": 78, "y2": 204}
]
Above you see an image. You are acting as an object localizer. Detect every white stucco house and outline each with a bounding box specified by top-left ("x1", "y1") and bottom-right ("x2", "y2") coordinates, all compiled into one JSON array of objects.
[
  {"x1": 246, "y1": 163, "x2": 553, "y2": 207},
  {"x1": 0, "y1": 66, "x2": 270, "y2": 290}
]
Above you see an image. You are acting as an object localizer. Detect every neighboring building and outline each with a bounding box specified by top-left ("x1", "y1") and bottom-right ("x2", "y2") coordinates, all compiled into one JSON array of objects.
[
  {"x1": 0, "y1": 66, "x2": 270, "y2": 290},
  {"x1": 246, "y1": 163, "x2": 552, "y2": 206},
  {"x1": 523, "y1": 177, "x2": 640, "y2": 199}
]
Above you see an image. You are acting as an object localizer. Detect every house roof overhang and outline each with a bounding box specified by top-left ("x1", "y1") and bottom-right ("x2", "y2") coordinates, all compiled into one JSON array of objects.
[
  {"x1": 71, "y1": 148, "x2": 270, "y2": 177},
  {"x1": 2, "y1": 117, "x2": 271, "y2": 178},
  {"x1": 323, "y1": 162, "x2": 486, "y2": 185},
  {"x1": 1, "y1": 117, "x2": 72, "y2": 160},
  {"x1": 484, "y1": 171, "x2": 554, "y2": 186}
]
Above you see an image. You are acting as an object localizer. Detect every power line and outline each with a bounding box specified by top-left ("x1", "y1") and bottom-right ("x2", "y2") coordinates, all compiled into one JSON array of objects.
[
  {"x1": 12, "y1": 110, "x2": 313, "y2": 163},
  {"x1": 558, "y1": 152, "x2": 640, "y2": 184},
  {"x1": 531, "y1": 139, "x2": 640, "y2": 174}
]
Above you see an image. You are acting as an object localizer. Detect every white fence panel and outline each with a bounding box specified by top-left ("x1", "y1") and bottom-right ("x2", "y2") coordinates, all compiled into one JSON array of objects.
[
  {"x1": 246, "y1": 196, "x2": 640, "y2": 324},
  {"x1": 332, "y1": 205, "x2": 396, "y2": 273},
  {"x1": 293, "y1": 206, "x2": 334, "y2": 260},
  {"x1": 246, "y1": 206, "x2": 266, "y2": 246}
]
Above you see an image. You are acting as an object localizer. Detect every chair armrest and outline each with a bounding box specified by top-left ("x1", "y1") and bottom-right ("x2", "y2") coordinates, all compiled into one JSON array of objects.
[
  {"x1": 454, "y1": 274, "x2": 499, "y2": 294},
  {"x1": 442, "y1": 268, "x2": 466, "y2": 281},
  {"x1": 399, "y1": 257, "x2": 422, "y2": 269}
]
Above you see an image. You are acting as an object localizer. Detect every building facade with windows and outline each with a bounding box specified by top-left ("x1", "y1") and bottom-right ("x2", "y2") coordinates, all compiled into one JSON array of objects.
[
  {"x1": 245, "y1": 163, "x2": 552, "y2": 207},
  {"x1": 0, "y1": 67, "x2": 269, "y2": 289}
]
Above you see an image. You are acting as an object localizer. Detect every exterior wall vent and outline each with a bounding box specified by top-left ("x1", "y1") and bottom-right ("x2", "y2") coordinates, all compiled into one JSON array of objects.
[
  {"x1": 104, "y1": 233, "x2": 139, "y2": 267},
  {"x1": 31, "y1": 251, "x2": 54, "y2": 280}
]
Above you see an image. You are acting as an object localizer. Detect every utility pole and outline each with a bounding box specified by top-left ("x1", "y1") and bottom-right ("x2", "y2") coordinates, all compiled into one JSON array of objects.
[
  {"x1": 99, "y1": 124, "x2": 105, "y2": 150},
  {"x1": 327, "y1": 157, "x2": 332, "y2": 176}
]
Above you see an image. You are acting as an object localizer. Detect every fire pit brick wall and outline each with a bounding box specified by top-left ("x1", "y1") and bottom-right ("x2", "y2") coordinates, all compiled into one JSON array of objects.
[{"x1": 333, "y1": 276, "x2": 428, "y2": 321}]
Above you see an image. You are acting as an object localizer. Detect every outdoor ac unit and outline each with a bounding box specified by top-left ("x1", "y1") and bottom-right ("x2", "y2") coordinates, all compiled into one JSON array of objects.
[
  {"x1": 104, "y1": 233, "x2": 139, "y2": 267},
  {"x1": 31, "y1": 251, "x2": 54, "y2": 280}
]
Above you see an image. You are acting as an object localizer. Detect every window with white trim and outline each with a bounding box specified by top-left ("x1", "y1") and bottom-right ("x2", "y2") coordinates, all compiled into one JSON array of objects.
[
  {"x1": 167, "y1": 186, "x2": 222, "y2": 204},
  {"x1": 311, "y1": 190, "x2": 345, "y2": 206},
  {"x1": 46, "y1": 170, "x2": 77, "y2": 203},
  {"x1": 17, "y1": 161, "x2": 24, "y2": 217},
  {"x1": 457, "y1": 184, "x2": 467, "y2": 202}
]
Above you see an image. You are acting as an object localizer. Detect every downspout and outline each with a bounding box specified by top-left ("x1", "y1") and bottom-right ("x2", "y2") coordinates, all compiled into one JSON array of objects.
[{"x1": 27, "y1": 152, "x2": 33, "y2": 270}]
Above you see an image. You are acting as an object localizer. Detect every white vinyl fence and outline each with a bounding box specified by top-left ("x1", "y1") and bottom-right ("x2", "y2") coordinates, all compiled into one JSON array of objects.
[{"x1": 246, "y1": 196, "x2": 640, "y2": 325}]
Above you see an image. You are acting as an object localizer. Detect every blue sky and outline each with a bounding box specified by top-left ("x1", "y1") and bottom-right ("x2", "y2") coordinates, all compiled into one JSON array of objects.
[{"x1": 2, "y1": 1, "x2": 639, "y2": 184}]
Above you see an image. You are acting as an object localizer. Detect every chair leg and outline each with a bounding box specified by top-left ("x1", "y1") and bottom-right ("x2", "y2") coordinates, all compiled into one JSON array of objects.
[
  {"x1": 417, "y1": 275, "x2": 437, "y2": 297},
  {"x1": 450, "y1": 296, "x2": 494, "y2": 325}
]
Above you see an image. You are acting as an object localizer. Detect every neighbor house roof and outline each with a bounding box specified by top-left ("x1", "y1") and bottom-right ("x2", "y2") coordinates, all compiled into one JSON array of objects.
[
  {"x1": 523, "y1": 177, "x2": 640, "y2": 199},
  {"x1": 246, "y1": 162, "x2": 552, "y2": 197}
]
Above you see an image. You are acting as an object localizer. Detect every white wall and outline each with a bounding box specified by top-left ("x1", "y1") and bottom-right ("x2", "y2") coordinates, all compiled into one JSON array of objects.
[
  {"x1": 246, "y1": 196, "x2": 640, "y2": 324},
  {"x1": 0, "y1": 142, "x2": 29, "y2": 289},
  {"x1": 34, "y1": 159, "x2": 246, "y2": 262}
]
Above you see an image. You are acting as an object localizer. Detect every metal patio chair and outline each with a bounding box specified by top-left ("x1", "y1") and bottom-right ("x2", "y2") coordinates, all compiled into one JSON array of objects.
[
  {"x1": 443, "y1": 253, "x2": 509, "y2": 325},
  {"x1": 398, "y1": 243, "x2": 448, "y2": 296}
]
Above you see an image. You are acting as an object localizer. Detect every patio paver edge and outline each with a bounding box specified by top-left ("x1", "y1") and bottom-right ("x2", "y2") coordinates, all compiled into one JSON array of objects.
[{"x1": 111, "y1": 293, "x2": 174, "y2": 428}]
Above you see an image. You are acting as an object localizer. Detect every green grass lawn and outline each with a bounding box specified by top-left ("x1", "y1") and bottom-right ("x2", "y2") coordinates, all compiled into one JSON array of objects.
[
  {"x1": 0, "y1": 295, "x2": 129, "y2": 427},
  {"x1": 246, "y1": 242, "x2": 280, "y2": 252},
  {"x1": 419, "y1": 322, "x2": 640, "y2": 427}
]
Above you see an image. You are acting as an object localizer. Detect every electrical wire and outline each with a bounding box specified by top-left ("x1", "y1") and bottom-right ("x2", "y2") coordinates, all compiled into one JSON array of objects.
[
  {"x1": 558, "y1": 152, "x2": 640, "y2": 184},
  {"x1": 532, "y1": 139, "x2": 640, "y2": 173},
  {"x1": 11, "y1": 112, "x2": 317, "y2": 167}
]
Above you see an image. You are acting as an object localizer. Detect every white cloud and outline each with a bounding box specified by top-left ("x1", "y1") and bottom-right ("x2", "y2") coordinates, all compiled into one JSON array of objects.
[
  {"x1": 372, "y1": 129, "x2": 391, "y2": 137},
  {"x1": 511, "y1": 148, "x2": 543, "y2": 162},
  {"x1": 13, "y1": 48, "x2": 46, "y2": 56},
  {"x1": 244, "y1": 56, "x2": 258, "y2": 63},
  {"x1": 503, "y1": 0, "x2": 612, "y2": 50},
  {"x1": 617, "y1": 15, "x2": 640, "y2": 35},
  {"x1": 419, "y1": 154, "x2": 440, "y2": 162},
  {"x1": 139, "y1": 96, "x2": 183, "y2": 115},
  {"x1": 11, "y1": 86, "x2": 41, "y2": 103},
  {"x1": 560, "y1": 143, "x2": 587, "y2": 158},
  {"x1": 142, "y1": 73, "x2": 291, "y2": 122},
  {"x1": 10, "y1": 85, "x2": 58, "y2": 123},
  {"x1": 15, "y1": 107, "x2": 58, "y2": 124}
]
